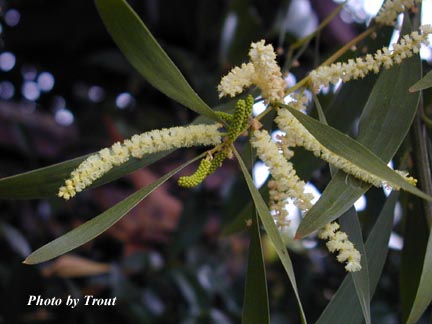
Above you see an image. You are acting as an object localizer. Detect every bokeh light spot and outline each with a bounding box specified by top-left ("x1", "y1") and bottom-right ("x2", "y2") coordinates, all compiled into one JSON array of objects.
[
  {"x1": 0, "y1": 52, "x2": 16, "y2": 72},
  {"x1": 115, "y1": 92, "x2": 134, "y2": 109},
  {"x1": 0, "y1": 81, "x2": 14, "y2": 99},
  {"x1": 88, "y1": 85, "x2": 105, "y2": 102},
  {"x1": 37, "y1": 72, "x2": 55, "y2": 92},
  {"x1": 5, "y1": 9, "x2": 21, "y2": 27},
  {"x1": 22, "y1": 81, "x2": 40, "y2": 101},
  {"x1": 55, "y1": 108, "x2": 74, "y2": 126}
]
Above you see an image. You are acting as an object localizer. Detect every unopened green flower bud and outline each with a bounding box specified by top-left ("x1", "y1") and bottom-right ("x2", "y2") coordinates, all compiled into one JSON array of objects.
[
  {"x1": 178, "y1": 158, "x2": 211, "y2": 188},
  {"x1": 215, "y1": 111, "x2": 234, "y2": 123},
  {"x1": 208, "y1": 150, "x2": 229, "y2": 175}
]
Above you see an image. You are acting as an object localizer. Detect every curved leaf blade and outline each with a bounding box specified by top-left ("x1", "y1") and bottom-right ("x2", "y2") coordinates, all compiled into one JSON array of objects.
[
  {"x1": 283, "y1": 104, "x2": 430, "y2": 201},
  {"x1": 409, "y1": 70, "x2": 432, "y2": 92},
  {"x1": 233, "y1": 147, "x2": 307, "y2": 324},
  {"x1": 242, "y1": 212, "x2": 269, "y2": 324},
  {"x1": 314, "y1": 97, "x2": 371, "y2": 324},
  {"x1": 400, "y1": 194, "x2": 430, "y2": 322},
  {"x1": 339, "y1": 208, "x2": 370, "y2": 324},
  {"x1": 405, "y1": 228, "x2": 432, "y2": 323},
  {"x1": 95, "y1": 0, "x2": 219, "y2": 121},
  {"x1": 23, "y1": 155, "x2": 201, "y2": 264},
  {"x1": 316, "y1": 192, "x2": 398, "y2": 324}
]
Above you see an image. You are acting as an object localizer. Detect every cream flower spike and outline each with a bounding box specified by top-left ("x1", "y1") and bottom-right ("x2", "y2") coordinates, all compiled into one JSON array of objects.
[
  {"x1": 58, "y1": 124, "x2": 223, "y2": 200},
  {"x1": 309, "y1": 24, "x2": 432, "y2": 91},
  {"x1": 217, "y1": 63, "x2": 255, "y2": 98},
  {"x1": 248, "y1": 40, "x2": 286, "y2": 103},
  {"x1": 218, "y1": 40, "x2": 286, "y2": 103},
  {"x1": 375, "y1": 0, "x2": 421, "y2": 26},
  {"x1": 250, "y1": 129, "x2": 314, "y2": 217},
  {"x1": 275, "y1": 96, "x2": 417, "y2": 190},
  {"x1": 319, "y1": 222, "x2": 362, "y2": 272}
]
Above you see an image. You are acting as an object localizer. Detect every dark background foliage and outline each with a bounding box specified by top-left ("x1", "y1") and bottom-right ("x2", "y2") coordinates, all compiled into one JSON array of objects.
[{"x1": 0, "y1": 0, "x2": 430, "y2": 323}]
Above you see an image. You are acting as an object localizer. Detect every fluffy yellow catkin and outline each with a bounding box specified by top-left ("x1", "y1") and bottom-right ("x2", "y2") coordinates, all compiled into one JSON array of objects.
[
  {"x1": 375, "y1": 0, "x2": 421, "y2": 26},
  {"x1": 275, "y1": 96, "x2": 417, "y2": 189},
  {"x1": 309, "y1": 24, "x2": 432, "y2": 91},
  {"x1": 250, "y1": 130, "x2": 314, "y2": 219},
  {"x1": 58, "y1": 124, "x2": 222, "y2": 200},
  {"x1": 319, "y1": 222, "x2": 362, "y2": 272},
  {"x1": 218, "y1": 40, "x2": 286, "y2": 103}
]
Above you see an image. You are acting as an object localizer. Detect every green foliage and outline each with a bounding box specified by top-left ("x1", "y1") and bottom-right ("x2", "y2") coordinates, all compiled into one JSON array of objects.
[
  {"x1": 95, "y1": 0, "x2": 220, "y2": 122},
  {"x1": 410, "y1": 70, "x2": 432, "y2": 92},
  {"x1": 2, "y1": 1, "x2": 432, "y2": 323},
  {"x1": 234, "y1": 147, "x2": 307, "y2": 323},
  {"x1": 0, "y1": 151, "x2": 171, "y2": 199},
  {"x1": 316, "y1": 192, "x2": 399, "y2": 324},
  {"x1": 24, "y1": 155, "x2": 203, "y2": 264},
  {"x1": 297, "y1": 42, "x2": 422, "y2": 237},
  {"x1": 242, "y1": 212, "x2": 269, "y2": 324}
]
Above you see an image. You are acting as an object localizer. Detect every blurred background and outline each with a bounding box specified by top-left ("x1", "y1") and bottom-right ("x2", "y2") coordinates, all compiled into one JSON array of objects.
[{"x1": 0, "y1": 0, "x2": 431, "y2": 323}]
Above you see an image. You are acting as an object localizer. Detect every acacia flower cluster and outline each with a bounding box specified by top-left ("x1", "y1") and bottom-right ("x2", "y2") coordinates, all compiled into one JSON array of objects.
[
  {"x1": 375, "y1": 0, "x2": 421, "y2": 26},
  {"x1": 218, "y1": 40, "x2": 286, "y2": 103},
  {"x1": 275, "y1": 99, "x2": 416, "y2": 190},
  {"x1": 250, "y1": 129, "x2": 314, "y2": 223},
  {"x1": 319, "y1": 222, "x2": 362, "y2": 272},
  {"x1": 309, "y1": 24, "x2": 432, "y2": 90},
  {"x1": 58, "y1": 124, "x2": 223, "y2": 200}
]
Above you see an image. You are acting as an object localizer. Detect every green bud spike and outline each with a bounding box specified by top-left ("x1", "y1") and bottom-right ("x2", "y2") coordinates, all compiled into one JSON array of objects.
[
  {"x1": 228, "y1": 98, "x2": 247, "y2": 141},
  {"x1": 208, "y1": 150, "x2": 229, "y2": 175},
  {"x1": 178, "y1": 159, "x2": 211, "y2": 188},
  {"x1": 241, "y1": 95, "x2": 254, "y2": 130},
  {"x1": 215, "y1": 111, "x2": 234, "y2": 123}
]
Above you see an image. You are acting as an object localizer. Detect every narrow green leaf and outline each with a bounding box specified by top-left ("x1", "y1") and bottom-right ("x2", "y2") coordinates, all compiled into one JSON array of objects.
[
  {"x1": 284, "y1": 104, "x2": 430, "y2": 201},
  {"x1": 400, "y1": 195, "x2": 429, "y2": 322},
  {"x1": 316, "y1": 192, "x2": 399, "y2": 324},
  {"x1": 242, "y1": 212, "x2": 269, "y2": 324},
  {"x1": 409, "y1": 70, "x2": 432, "y2": 92},
  {"x1": 23, "y1": 155, "x2": 202, "y2": 264},
  {"x1": 339, "y1": 208, "x2": 371, "y2": 324},
  {"x1": 296, "y1": 18, "x2": 421, "y2": 238},
  {"x1": 0, "y1": 150, "x2": 171, "y2": 199},
  {"x1": 95, "y1": 0, "x2": 219, "y2": 121},
  {"x1": 405, "y1": 225, "x2": 432, "y2": 323},
  {"x1": 233, "y1": 147, "x2": 307, "y2": 324},
  {"x1": 314, "y1": 95, "x2": 371, "y2": 324}
]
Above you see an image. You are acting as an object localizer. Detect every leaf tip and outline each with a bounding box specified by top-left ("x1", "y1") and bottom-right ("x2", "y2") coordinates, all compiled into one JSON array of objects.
[{"x1": 22, "y1": 258, "x2": 32, "y2": 265}]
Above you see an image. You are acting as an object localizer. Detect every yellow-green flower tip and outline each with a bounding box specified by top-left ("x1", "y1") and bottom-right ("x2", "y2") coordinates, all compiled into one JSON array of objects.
[{"x1": 178, "y1": 159, "x2": 211, "y2": 188}]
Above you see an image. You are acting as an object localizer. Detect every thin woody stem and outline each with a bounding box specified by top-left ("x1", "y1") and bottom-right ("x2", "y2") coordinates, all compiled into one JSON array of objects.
[
  {"x1": 284, "y1": 26, "x2": 376, "y2": 96},
  {"x1": 285, "y1": 1, "x2": 346, "y2": 70},
  {"x1": 321, "y1": 26, "x2": 376, "y2": 66}
]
